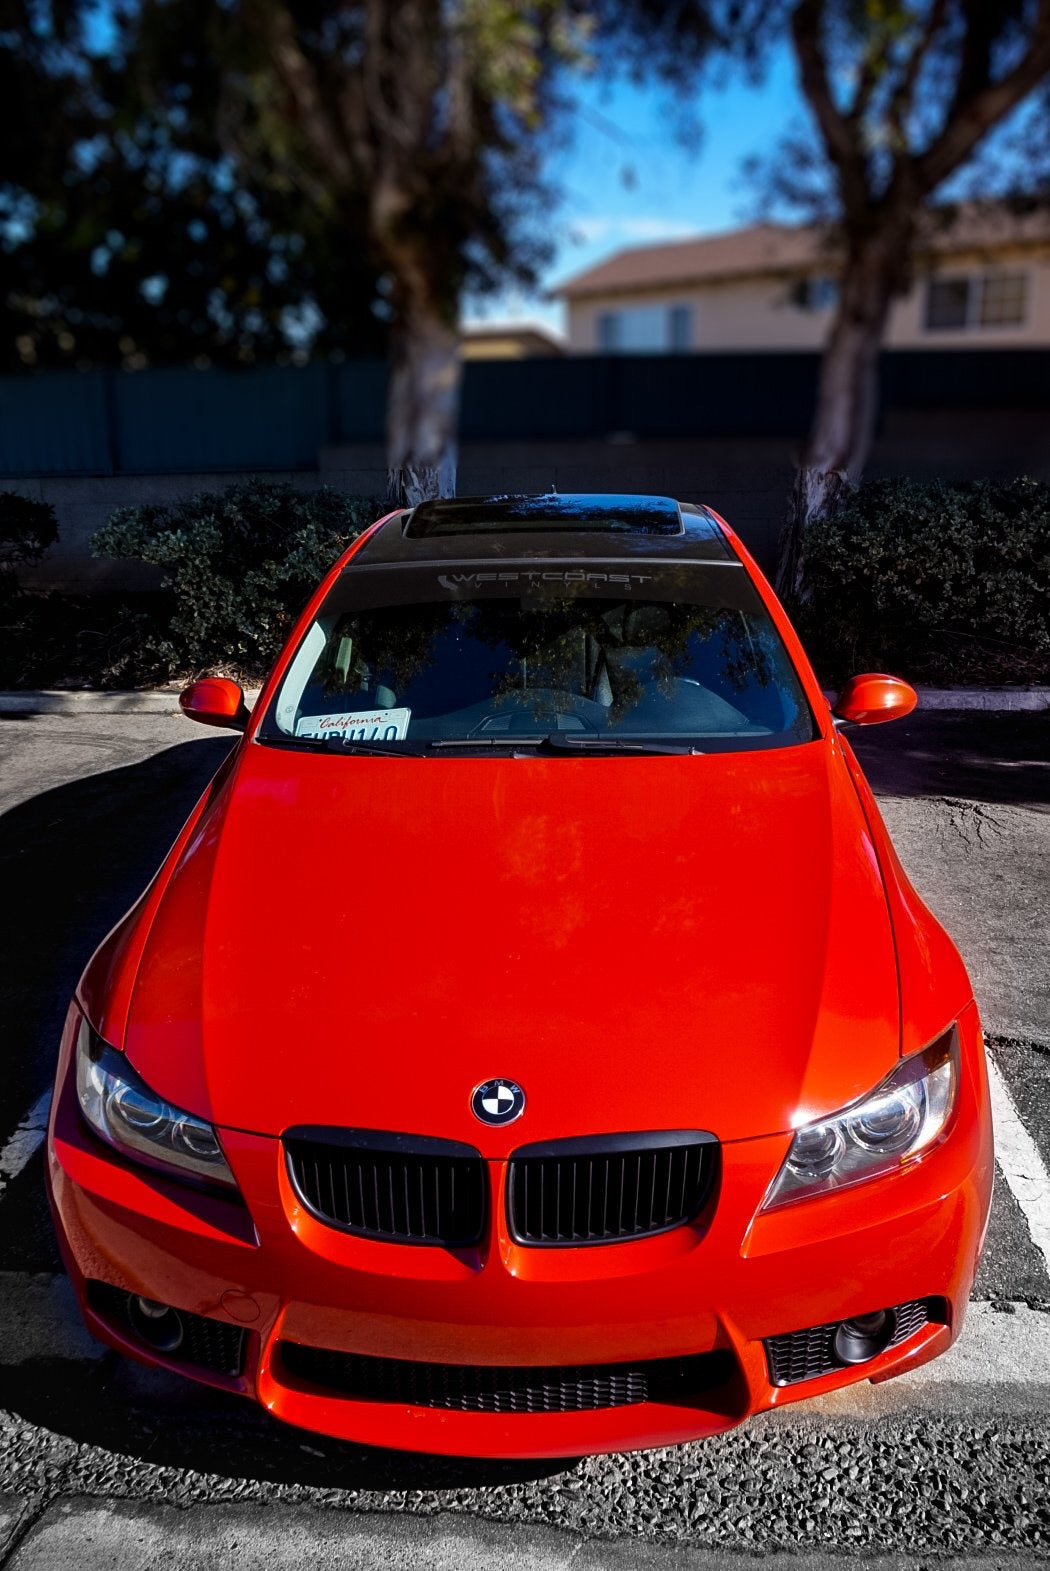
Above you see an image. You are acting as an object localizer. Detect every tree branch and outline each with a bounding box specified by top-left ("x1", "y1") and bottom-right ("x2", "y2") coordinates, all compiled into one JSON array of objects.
[
  {"x1": 914, "y1": 0, "x2": 1050, "y2": 194},
  {"x1": 790, "y1": 0, "x2": 869, "y2": 217},
  {"x1": 886, "y1": 0, "x2": 949, "y2": 153},
  {"x1": 248, "y1": 1, "x2": 355, "y2": 190},
  {"x1": 846, "y1": 45, "x2": 882, "y2": 130}
]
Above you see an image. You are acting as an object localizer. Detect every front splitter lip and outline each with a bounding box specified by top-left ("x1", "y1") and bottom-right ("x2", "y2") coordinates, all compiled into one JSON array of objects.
[{"x1": 60, "y1": 1241, "x2": 955, "y2": 1459}]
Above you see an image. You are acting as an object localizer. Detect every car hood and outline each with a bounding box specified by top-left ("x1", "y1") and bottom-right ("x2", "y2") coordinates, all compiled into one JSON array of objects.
[{"x1": 123, "y1": 738, "x2": 900, "y2": 1150}]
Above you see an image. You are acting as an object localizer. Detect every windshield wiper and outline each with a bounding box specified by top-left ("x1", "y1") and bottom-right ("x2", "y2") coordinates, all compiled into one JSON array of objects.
[
  {"x1": 540, "y1": 734, "x2": 704, "y2": 756},
  {"x1": 261, "y1": 732, "x2": 699, "y2": 758},
  {"x1": 430, "y1": 734, "x2": 703, "y2": 755},
  {"x1": 429, "y1": 736, "x2": 545, "y2": 749},
  {"x1": 258, "y1": 733, "x2": 428, "y2": 757}
]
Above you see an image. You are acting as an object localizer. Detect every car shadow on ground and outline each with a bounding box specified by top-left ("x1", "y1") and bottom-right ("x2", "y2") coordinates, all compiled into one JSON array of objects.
[
  {"x1": 0, "y1": 736, "x2": 571, "y2": 1489},
  {"x1": 848, "y1": 711, "x2": 1050, "y2": 811},
  {"x1": 0, "y1": 1353, "x2": 572, "y2": 1489}
]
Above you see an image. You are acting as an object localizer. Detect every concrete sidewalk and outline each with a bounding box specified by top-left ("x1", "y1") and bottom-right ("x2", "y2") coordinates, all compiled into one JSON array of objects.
[{"x1": 1, "y1": 1498, "x2": 1037, "y2": 1571}]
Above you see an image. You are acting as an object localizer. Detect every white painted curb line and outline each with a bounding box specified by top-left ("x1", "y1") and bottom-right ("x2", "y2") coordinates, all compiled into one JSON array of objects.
[{"x1": 987, "y1": 1053, "x2": 1050, "y2": 1274}]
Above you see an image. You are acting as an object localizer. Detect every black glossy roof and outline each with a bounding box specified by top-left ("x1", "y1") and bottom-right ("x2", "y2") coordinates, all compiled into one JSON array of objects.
[{"x1": 355, "y1": 494, "x2": 733, "y2": 567}]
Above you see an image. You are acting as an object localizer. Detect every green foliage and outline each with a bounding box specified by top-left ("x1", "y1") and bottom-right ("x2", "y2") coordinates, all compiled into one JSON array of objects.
[
  {"x1": 796, "y1": 477, "x2": 1050, "y2": 684},
  {"x1": 0, "y1": 592, "x2": 173, "y2": 691},
  {"x1": 92, "y1": 480, "x2": 379, "y2": 676},
  {"x1": 1, "y1": 0, "x2": 385, "y2": 371},
  {"x1": 0, "y1": 492, "x2": 58, "y2": 580}
]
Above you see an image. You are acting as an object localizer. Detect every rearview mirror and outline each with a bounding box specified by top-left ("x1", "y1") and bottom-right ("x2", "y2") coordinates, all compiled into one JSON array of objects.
[
  {"x1": 832, "y1": 673, "x2": 918, "y2": 726},
  {"x1": 179, "y1": 678, "x2": 250, "y2": 730}
]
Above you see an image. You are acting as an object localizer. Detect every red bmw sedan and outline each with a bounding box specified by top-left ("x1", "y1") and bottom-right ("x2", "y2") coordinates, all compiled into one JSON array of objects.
[{"x1": 47, "y1": 493, "x2": 993, "y2": 1458}]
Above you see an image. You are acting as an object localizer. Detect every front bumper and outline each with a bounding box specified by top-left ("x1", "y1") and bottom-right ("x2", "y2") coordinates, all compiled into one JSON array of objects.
[{"x1": 47, "y1": 1002, "x2": 992, "y2": 1458}]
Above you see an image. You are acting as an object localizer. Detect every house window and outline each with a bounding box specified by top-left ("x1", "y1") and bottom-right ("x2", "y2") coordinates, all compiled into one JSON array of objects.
[
  {"x1": 925, "y1": 271, "x2": 1028, "y2": 331},
  {"x1": 979, "y1": 271, "x2": 1027, "y2": 326},
  {"x1": 668, "y1": 304, "x2": 693, "y2": 351},
  {"x1": 595, "y1": 302, "x2": 693, "y2": 353},
  {"x1": 597, "y1": 311, "x2": 621, "y2": 352},
  {"x1": 926, "y1": 277, "x2": 970, "y2": 329},
  {"x1": 795, "y1": 276, "x2": 839, "y2": 311}
]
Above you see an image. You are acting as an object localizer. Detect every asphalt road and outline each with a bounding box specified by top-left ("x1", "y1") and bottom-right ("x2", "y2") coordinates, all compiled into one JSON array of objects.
[{"x1": 0, "y1": 704, "x2": 1047, "y2": 1566}]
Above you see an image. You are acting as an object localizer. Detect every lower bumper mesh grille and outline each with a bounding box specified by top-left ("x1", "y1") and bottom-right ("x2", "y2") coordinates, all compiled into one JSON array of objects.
[
  {"x1": 87, "y1": 1280, "x2": 247, "y2": 1378},
  {"x1": 764, "y1": 1298, "x2": 939, "y2": 1387},
  {"x1": 278, "y1": 1342, "x2": 735, "y2": 1414}
]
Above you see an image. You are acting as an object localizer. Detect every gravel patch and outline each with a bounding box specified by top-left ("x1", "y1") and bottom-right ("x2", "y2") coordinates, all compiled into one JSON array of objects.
[{"x1": 0, "y1": 1407, "x2": 1048, "y2": 1556}]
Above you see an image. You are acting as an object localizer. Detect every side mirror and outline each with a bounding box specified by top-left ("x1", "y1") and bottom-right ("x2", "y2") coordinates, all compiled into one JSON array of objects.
[
  {"x1": 832, "y1": 673, "x2": 918, "y2": 726},
  {"x1": 179, "y1": 678, "x2": 250, "y2": 730}
]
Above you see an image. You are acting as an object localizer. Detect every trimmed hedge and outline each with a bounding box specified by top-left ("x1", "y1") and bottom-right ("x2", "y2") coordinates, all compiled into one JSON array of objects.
[
  {"x1": 796, "y1": 476, "x2": 1050, "y2": 684},
  {"x1": 15, "y1": 473, "x2": 1044, "y2": 690},
  {"x1": 92, "y1": 479, "x2": 380, "y2": 677},
  {"x1": 0, "y1": 491, "x2": 58, "y2": 593}
]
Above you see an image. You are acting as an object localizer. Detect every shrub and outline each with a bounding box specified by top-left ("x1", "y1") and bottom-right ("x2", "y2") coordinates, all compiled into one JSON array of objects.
[
  {"x1": 796, "y1": 476, "x2": 1050, "y2": 684},
  {"x1": 92, "y1": 479, "x2": 379, "y2": 676},
  {"x1": 0, "y1": 492, "x2": 61, "y2": 681},
  {"x1": 0, "y1": 491, "x2": 58, "y2": 592}
]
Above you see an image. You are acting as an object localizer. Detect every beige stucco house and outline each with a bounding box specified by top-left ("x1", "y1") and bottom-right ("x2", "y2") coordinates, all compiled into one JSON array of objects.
[
  {"x1": 460, "y1": 322, "x2": 566, "y2": 359},
  {"x1": 555, "y1": 206, "x2": 1050, "y2": 354}
]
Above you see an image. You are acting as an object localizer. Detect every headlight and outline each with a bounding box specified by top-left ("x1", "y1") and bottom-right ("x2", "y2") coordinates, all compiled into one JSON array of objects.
[
  {"x1": 761, "y1": 1027, "x2": 958, "y2": 1210},
  {"x1": 75, "y1": 1015, "x2": 237, "y2": 1191}
]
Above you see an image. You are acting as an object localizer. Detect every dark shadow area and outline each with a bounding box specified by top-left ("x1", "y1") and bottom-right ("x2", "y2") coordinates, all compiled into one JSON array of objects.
[
  {"x1": 0, "y1": 736, "x2": 236, "y2": 1123},
  {"x1": 848, "y1": 711, "x2": 1050, "y2": 811},
  {"x1": 0, "y1": 1354, "x2": 573, "y2": 1490},
  {"x1": 0, "y1": 1152, "x2": 62, "y2": 1271}
]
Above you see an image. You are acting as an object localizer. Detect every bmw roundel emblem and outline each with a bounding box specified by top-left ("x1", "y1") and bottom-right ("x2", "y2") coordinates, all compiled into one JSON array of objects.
[{"x1": 471, "y1": 1078, "x2": 526, "y2": 1125}]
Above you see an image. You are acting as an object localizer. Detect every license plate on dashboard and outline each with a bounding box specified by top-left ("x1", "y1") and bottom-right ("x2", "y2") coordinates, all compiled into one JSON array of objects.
[{"x1": 296, "y1": 707, "x2": 412, "y2": 742}]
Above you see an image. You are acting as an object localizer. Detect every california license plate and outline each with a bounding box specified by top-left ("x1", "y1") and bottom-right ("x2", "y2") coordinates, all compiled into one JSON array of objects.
[{"x1": 296, "y1": 707, "x2": 412, "y2": 742}]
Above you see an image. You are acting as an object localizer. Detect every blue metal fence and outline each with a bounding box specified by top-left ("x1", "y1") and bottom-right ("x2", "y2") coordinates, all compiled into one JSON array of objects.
[{"x1": 1, "y1": 350, "x2": 1047, "y2": 477}]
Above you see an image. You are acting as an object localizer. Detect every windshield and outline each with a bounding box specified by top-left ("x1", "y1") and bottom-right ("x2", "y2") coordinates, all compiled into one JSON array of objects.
[{"x1": 260, "y1": 561, "x2": 816, "y2": 753}]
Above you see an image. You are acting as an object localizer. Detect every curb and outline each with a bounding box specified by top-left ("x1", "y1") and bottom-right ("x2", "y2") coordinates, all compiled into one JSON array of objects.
[
  {"x1": 820, "y1": 685, "x2": 1050, "y2": 713},
  {"x1": 912, "y1": 686, "x2": 1050, "y2": 711},
  {"x1": 0, "y1": 689, "x2": 262, "y2": 716},
  {"x1": 1, "y1": 686, "x2": 1048, "y2": 716}
]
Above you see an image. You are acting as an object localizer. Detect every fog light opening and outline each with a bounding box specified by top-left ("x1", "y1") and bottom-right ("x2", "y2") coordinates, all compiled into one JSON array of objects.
[
  {"x1": 128, "y1": 1296, "x2": 185, "y2": 1353},
  {"x1": 833, "y1": 1309, "x2": 896, "y2": 1366}
]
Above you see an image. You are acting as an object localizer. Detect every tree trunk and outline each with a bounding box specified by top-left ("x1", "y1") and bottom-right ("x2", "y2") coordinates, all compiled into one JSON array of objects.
[
  {"x1": 385, "y1": 304, "x2": 461, "y2": 508},
  {"x1": 775, "y1": 242, "x2": 899, "y2": 599}
]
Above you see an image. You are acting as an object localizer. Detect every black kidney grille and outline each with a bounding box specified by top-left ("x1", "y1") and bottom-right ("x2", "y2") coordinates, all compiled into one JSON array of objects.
[
  {"x1": 508, "y1": 1139, "x2": 715, "y2": 1245},
  {"x1": 764, "y1": 1298, "x2": 937, "y2": 1386},
  {"x1": 285, "y1": 1138, "x2": 485, "y2": 1246},
  {"x1": 278, "y1": 1341, "x2": 735, "y2": 1414}
]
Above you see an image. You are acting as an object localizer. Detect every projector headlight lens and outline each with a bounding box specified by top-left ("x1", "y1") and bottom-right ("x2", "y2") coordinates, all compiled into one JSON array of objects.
[
  {"x1": 762, "y1": 1027, "x2": 958, "y2": 1210},
  {"x1": 74, "y1": 1014, "x2": 237, "y2": 1191}
]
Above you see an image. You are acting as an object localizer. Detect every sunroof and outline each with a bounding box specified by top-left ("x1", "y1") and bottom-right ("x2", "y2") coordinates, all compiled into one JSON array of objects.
[{"x1": 405, "y1": 493, "x2": 684, "y2": 538}]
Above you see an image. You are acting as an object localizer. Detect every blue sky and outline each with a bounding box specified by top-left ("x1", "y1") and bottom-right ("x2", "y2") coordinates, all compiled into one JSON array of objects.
[
  {"x1": 465, "y1": 43, "x2": 1041, "y2": 338},
  {"x1": 464, "y1": 51, "x2": 804, "y2": 336}
]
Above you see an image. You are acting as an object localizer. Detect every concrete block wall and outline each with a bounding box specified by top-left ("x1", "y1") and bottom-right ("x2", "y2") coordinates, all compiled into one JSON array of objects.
[
  {"x1": 13, "y1": 470, "x2": 331, "y2": 593},
  {"x1": 12, "y1": 406, "x2": 1050, "y2": 593}
]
